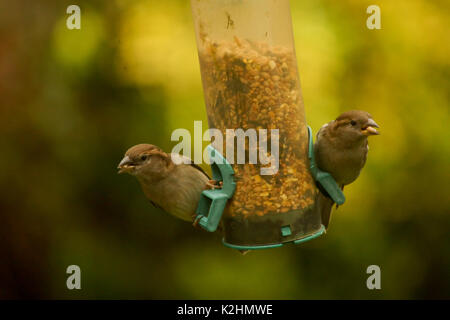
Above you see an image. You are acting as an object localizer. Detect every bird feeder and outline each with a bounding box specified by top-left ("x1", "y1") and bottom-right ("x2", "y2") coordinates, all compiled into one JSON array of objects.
[{"x1": 191, "y1": 0, "x2": 342, "y2": 250}]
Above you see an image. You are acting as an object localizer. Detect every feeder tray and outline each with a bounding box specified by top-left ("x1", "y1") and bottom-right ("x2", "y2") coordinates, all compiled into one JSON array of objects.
[{"x1": 195, "y1": 128, "x2": 344, "y2": 251}]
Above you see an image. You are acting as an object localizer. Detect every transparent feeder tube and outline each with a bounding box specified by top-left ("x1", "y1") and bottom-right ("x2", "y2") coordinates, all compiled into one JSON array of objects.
[{"x1": 191, "y1": 0, "x2": 321, "y2": 246}]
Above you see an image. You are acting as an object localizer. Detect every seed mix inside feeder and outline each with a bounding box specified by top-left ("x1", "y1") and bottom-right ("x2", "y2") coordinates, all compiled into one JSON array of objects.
[{"x1": 191, "y1": 0, "x2": 328, "y2": 250}]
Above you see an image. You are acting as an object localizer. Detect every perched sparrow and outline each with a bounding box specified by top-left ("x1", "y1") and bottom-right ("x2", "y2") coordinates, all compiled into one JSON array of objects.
[
  {"x1": 118, "y1": 144, "x2": 217, "y2": 224},
  {"x1": 314, "y1": 110, "x2": 380, "y2": 229}
]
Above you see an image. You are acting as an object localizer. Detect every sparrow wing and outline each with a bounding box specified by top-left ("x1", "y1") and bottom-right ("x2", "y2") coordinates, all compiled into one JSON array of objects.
[
  {"x1": 188, "y1": 163, "x2": 211, "y2": 180},
  {"x1": 169, "y1": 153, "x2": 211, "y2": 180}
]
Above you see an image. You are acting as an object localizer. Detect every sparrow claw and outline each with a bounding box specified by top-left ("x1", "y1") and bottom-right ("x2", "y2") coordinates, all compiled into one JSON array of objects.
[
  {"x1": 192, "y1": 215, "x2": 201, "y2": 229},
  {"x1": 205, "y1": 180, "x2": 223, "y2": 190}
]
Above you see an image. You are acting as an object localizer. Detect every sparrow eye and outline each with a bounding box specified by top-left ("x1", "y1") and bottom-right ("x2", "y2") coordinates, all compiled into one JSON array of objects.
[
  {"x1": 140, "y1": 155, "x2": 148, "y2": 161},
  {"x1": 350, "y1": 120, "x2": 357, "y2": 126}
]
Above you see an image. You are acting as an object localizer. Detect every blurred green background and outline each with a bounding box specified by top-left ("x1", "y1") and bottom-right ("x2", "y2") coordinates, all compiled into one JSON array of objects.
[{"x1": 0, "y1": 0, "x2": 449, "y2": 299}]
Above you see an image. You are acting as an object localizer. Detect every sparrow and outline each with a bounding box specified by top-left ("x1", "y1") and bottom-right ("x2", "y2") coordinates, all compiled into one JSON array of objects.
[
  {"x1": 314, "y1": 110, "x2": 380, "y2": 229},
  {"x1": 118, "y1": 144, "x2": 218, "y2": 225}
]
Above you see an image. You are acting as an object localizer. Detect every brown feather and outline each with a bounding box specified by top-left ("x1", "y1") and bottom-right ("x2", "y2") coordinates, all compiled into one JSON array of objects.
[
  {"x1": 188, "y1": 162, "x2": 211, "y2": 180},
  {"x1": 314, "y1": 110, "x2": 379, "y2": 229}
]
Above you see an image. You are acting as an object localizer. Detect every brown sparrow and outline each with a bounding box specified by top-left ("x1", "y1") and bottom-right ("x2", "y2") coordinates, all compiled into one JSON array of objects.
[
  {"x1": 314, "y1": 110, "x2": 380, "y2": 229},
  {"x1": 118, "y1": 144, "x2": 217, "y2": 224}
]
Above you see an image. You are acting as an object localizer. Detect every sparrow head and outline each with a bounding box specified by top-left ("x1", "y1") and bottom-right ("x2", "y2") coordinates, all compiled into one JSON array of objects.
[
  {"x1": 118, "y1": 144, "x2": 172, "y2": 180},
  {"x1": 331, "y1": 110, "x2": 380, "y2": 143}
]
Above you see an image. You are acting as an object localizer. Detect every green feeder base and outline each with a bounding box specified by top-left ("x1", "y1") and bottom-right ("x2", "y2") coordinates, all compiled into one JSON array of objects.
[
  {"x1": 195, "y1": 145, "x2": 236, "y2": 232},
  {"x1": 196, "y1": 125, "x2": 339, "y2": 252},
  {"x1": 222, "y1": 224, "x2": 326, "y2": 251}
]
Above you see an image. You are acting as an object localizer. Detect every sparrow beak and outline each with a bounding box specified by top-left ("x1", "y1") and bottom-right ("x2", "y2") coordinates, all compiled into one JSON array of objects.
[
  {"x1": 118, "y1": 156, "x2": 135, "y2": 174},
  {"x1": 362, "y1": 118, "x2": 380, "y2": 136}
]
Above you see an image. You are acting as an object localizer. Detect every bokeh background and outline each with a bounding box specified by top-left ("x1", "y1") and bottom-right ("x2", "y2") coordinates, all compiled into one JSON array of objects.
[{"x1": 0, "y1": 0, "x2": 449, "y2": 299}]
